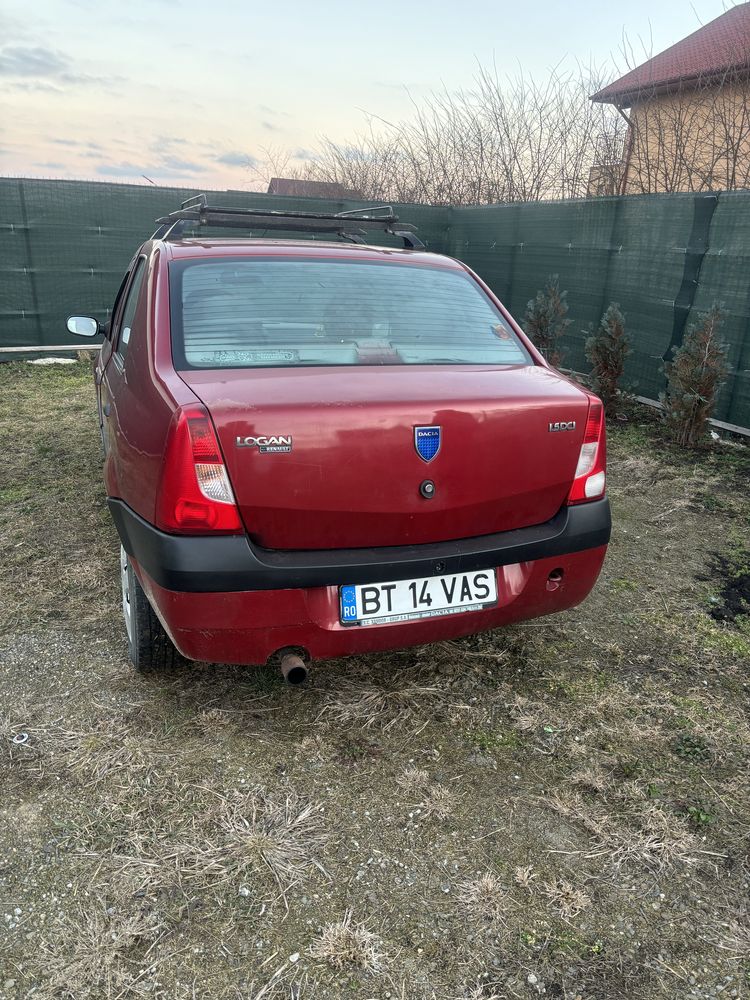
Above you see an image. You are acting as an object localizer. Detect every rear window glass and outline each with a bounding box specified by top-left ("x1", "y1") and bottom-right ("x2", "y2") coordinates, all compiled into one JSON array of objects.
[{"x1": 170, "y1": 257, "x2": 532, "y2": 369}]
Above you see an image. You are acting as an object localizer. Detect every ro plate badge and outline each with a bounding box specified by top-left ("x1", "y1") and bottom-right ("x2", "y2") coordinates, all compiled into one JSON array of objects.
[{"x1": 340, "y1": 570, "x2": 498, "y2": 626}]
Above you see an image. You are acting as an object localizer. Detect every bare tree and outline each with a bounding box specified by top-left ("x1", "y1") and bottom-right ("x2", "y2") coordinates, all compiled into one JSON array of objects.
[
  {"x1": 300, "y1": 64, "x2": 625, "y2": 205},
  {"x1": 247, "y1": 145, "x2": 298, "y2": 190},
  {"x1": 296, "y1": 24, "x2": 750, "y2": 206}
]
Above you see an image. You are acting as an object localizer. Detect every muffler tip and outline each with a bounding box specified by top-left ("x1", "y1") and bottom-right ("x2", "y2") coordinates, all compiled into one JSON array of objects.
[{"x1": 280, "y1": 652, "x2": 308, "y2": 685}]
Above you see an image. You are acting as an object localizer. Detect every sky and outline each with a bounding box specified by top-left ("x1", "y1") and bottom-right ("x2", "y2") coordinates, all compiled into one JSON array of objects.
[{"x1": 0, "y1": 0, "x2": 740, "y2": 190}]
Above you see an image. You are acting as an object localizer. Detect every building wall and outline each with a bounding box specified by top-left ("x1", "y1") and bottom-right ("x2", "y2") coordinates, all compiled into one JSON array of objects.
[{"x1": 623, "y1": 78, "x2": 750, "y2": 194}]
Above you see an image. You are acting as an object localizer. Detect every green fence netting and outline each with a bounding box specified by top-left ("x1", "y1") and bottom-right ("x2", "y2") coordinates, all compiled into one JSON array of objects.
[
  {"x1": 688, "y1": 190, "x2": 750, "y2": 430},
  {"x1": 1, "y1": 177, "x2": 748, "y2": 428},
  {"x1": 449, "y1": 194, "x2": 700, "y2": 414},
  {"x1": 0, "y1": 178, "x2": 449, "y2": 351}
]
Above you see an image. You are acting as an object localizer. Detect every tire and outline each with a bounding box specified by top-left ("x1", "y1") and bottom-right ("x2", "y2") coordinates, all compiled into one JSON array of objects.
[{"x1": 120, "y1": 545, "x2": 182, "y2": 673}]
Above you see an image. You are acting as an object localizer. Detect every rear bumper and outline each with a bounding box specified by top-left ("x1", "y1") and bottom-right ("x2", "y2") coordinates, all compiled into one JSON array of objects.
[
  {"x1": 135, "y1": 545, "x2": 608, "y2": 664},
  {"x1": 109, "y1": 497, "x2": 611, "y2": 594}
]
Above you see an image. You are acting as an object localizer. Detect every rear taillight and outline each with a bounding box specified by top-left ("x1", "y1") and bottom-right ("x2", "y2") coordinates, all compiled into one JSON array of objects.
[
  {"x1": 155, "y1": 405, "x2": 243, "y2": 534},
  {"x1": 567, "y1": 398, "x2": 607, "y2": 505}
]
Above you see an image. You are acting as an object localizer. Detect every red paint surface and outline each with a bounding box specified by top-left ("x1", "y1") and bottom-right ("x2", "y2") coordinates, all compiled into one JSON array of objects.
[
  {"x1": 182, "y1": 363, "x2": 590, "y2": 549},
  {"x1": 135, "y1": 546, "x2": 608, "y2": 665}
]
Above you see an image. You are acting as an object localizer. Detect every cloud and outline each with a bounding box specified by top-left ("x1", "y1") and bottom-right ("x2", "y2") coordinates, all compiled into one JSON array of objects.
[
  {"x1": 95, "y1": 162, "x2": 145, "y2": 177},
  {"x1": 216, "y1": 150, "x2": 256, "y2": 167},
  {"x1": 0, "y1": 44, "x2": 120, "y2": 89},
  {"x1": 261, "y1": 121, "x2": 280, "y2": 132},
  {"x1": 258, "y1": 104, "x2": 291, "y2": 118},
  {"x1": 95, "y1": 160, "x2": 206, "y2": 180},
  {"x1": 35, "y1": 161, "x2": 65, "y2": 169},
  {"x1": 0, "y1": 11, "x2": 31, "y2": 43},
  {"x1": 160, "y1": 154, "x2": 203, "y2": 172},
  {"x1": 51, "y1": 138, "x2": 103, "y2": 150},
  {"x1": 291, "y1": 147, "x2": 317, "y2": 161},
  {"x1": 7, "y1": 81, "x2": 64, "y2": 93},
  {"x1": 149, "y1": 136, "x2": 192, "y2": 157},
  {"x1": 0, "y1": 45, "x2": 71, "y2": 78}
]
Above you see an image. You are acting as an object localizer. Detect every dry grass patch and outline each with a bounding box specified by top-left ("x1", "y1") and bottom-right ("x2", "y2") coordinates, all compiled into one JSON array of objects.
[
  {"x1": 219, "y1": 787, "x2": 328, "y2": 895},
  {"x1": 37, "y1": 902, "x2": 164, "y2": 999},
  {"x1": 396, "y1": 765, "x2": 431, "y2": 794},
  {"x1": 193, "y1": 706, "x2": 236, "y2": 735},
  {"x1": 513, "y1": 864, "x2": 538, "y2": 892},
  {"x1": 309, "y1": 909, "x2": 382, "y2": 972},
  {"x1": 397, "y1": 767, "x2": 457, "y2": 821},
  {"x1": 546, "y1": 792, "x2": 704, "y2": 873},
  {"x1": 418, "y1": 783, "x2": 457, "y2": 821},
  {"x1": 0, "y1": 365, "x2": 115, "y2": 634},
  {"x1": 569, "y1": 766, "x2": 610, "y2": 794},
  {"x1": 508, "y1": 694, "x2": 551, "y2": 734},
  {"x1": 82, "y1": 787, "x2": 328, "y2": 906},
  {"x1": 460, "y1": 872, "x2": 508, "y2": 923},
  {"x1": 57, "y1": 715, "x2": 182, "y2": 792},
  {"x1": 709, "y1": 908, "x2": 750, "y2": 958},
  {"x1": 542, "y1": 877, "x2": 592, "y2": 919},
  {"x1": 317, "y1": 667, "x2": 449, "y2": 731},
  {"x1": 608, "y1": 453, "x2": 663, "y2": 494},
  {"x1": 454, "y1": 984, "x2": 505, "y2": 1000}
]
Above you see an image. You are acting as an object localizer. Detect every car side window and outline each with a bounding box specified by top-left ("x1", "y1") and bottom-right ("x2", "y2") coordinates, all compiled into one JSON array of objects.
[
  {"x1": 115, "y1": 257, "x2": 147, "y2": 361},
  {"x1": 107, "y1": 270, "x2": 132, "y2": 340}
]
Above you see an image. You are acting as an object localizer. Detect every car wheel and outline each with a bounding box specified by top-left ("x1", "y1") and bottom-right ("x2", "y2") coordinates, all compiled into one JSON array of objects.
[{"x1": 120, "y1": 545, "x2": 182, "y2": 672}]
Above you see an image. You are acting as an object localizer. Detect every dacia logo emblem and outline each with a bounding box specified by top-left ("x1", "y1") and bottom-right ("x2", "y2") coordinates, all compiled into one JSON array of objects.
[{"x1": 414, "y1": 425, "x2": 441, "y2": 462}]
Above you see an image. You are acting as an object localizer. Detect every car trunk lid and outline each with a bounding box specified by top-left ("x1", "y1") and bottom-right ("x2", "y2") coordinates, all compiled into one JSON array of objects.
[{"x1": 179, "y1": 365, "x2": 590, "y2": 550}]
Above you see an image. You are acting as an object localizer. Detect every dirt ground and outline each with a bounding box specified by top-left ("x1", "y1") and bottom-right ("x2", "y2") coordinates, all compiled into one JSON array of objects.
[{"x1": 1, "y1": 360, "x2": 749, "y2": 1000}]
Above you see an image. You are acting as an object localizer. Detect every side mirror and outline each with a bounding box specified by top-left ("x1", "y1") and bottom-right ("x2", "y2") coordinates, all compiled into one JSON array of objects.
[{"x1": 67, "y1": 316, "x2": 100, "y2": 338}]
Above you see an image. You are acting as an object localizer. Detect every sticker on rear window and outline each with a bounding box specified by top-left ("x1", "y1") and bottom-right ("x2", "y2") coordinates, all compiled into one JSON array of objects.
[
  {"x1": 197, "y1": 349, "x2": 300, "y2": 365},
  {"x1": 492, "y1": 324, "x2": 511, "y2": 340}
]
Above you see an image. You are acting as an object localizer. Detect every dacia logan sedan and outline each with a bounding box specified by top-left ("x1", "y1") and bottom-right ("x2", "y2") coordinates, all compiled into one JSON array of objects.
[{"x1": 69, "y1": 199, "x2": 610, "y2": 678}]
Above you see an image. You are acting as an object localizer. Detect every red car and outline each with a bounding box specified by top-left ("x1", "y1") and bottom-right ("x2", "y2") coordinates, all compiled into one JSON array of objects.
[{"x1": 69, "y1": 198, "x2": 610, "y2": 681}]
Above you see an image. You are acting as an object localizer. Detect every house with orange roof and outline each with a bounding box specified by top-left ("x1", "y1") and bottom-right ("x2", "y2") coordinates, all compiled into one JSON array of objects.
[{"x1": 590, "y1": 3, "x2": 750, "y2": 194}]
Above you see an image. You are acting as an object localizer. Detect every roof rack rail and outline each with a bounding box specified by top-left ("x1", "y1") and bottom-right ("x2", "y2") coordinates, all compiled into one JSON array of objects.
[{"x1": 151, "y1": 194, "x2": 426, "y2": 249}]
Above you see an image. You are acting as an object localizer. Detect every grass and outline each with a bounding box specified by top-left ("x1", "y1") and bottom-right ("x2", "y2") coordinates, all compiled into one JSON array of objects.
[
  {"x1": 309, "y1": 910, "x2": 382, "y2": 972},
  {"x1": 1, "y1": 361, "x2": 750, "y2": 999}
]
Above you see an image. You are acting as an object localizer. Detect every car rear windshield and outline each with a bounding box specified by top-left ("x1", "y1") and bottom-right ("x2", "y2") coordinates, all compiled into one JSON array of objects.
[{"x1": 170, "y1": 256, "x2": 532, "y2": 369}]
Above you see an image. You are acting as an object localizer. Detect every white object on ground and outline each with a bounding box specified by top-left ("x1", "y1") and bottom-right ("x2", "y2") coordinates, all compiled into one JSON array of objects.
[{"x1": 26, "y1": 358, "x2": 77, "y2": 365}]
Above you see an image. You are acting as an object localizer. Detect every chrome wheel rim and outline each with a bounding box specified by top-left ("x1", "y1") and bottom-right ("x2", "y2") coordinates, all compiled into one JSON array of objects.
[{"x1": 120, "y1": 545, "x2": 133, "y2": 644}]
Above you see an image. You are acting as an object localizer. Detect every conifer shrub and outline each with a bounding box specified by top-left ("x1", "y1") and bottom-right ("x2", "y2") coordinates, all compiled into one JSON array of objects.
[
  {"x1": 523, "y1": 275, "x2": 570, "y2": 366},
  {"x1": 662, "y1": 307, "x2": 729, "y2": 448},
  {"x1": 585, "y1": 303, "x2": 630, "y2": 416}
]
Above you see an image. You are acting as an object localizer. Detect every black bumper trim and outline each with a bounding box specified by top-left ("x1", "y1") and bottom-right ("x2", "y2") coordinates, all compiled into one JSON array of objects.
[{"x1": 109, "y1": 497, "x2": 611, "y2": 594}]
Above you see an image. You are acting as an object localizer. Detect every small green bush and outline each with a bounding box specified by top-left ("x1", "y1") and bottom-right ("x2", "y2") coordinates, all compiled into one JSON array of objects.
[
  {"x1": 585, "y1": 303, "x2": 630, "y2": 416},
  {"x1": 523, "y1": 275, "x2": 570, "y2": 367},
  {"x1": 662, "y1": 307, "x2": 729, "y2": 448},
  {"x1": 673, "y1": 732, "x2": 711, "y2": 762}
]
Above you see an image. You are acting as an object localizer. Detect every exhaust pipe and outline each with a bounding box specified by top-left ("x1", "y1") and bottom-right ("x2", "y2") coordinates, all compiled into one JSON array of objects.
[{"x1": 280, "y1": 652, "x2": 308, "y2": 686}]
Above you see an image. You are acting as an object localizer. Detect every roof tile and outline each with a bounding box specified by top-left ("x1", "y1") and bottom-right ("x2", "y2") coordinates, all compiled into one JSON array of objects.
[{"x1": 592, "y1": 3, "x2": 750, "y2": 104}]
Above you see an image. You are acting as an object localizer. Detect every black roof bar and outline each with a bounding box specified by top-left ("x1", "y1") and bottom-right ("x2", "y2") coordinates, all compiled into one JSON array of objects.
[{"x1": 150, "y1": 194, "x2": 426, "y2": 249}]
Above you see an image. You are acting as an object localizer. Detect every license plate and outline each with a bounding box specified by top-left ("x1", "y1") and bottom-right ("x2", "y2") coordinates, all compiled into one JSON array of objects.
[{"x1": 339, "y1": 569, "x2": 498, "y2": 626}]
